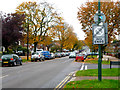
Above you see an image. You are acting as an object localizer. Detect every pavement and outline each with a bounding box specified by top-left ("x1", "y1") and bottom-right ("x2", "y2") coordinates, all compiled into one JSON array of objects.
[{"x1": 102, "y1": 55, "x2": 120, "y2": 61}]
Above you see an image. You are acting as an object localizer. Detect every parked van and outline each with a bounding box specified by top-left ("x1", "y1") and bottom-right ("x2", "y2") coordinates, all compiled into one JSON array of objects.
[{"x1": 41, "y1": 51, "x2": 51, "y2": 60}]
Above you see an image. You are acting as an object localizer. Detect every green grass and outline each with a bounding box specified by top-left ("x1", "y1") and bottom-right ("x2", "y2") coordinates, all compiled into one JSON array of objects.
[
  {"x1": 64, "y1": 79, "x2": 119, "y2": 88},
  {"x1": 76, "y1": 68, "x2": 119, "y2": 76},
  {"x1": 22, "y1": 59, "x2": 31, "y2": 62},
  {"x1": 85, "y1": 60, "x2": 110, "y2": 65},
  {"x1": 87, "y1": 55, "x2": 97, "y2": 58}
]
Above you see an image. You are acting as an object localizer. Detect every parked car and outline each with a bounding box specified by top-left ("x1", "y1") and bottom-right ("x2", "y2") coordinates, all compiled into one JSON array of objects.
[
  {"x1": 31, "y1": 52, "x2": 45, "y2": 62},
  {"x1": 41, "y1": 51, "x2": 51, "y2": 60},
  {"x1": 36, "y1": 49, "x2": 43, "y2": 53},
  {"x1": 50, "y1": 53, "x2": 55, "y2": 59},
  {"x1": 69, "y1": 52, "x2": 76, "y2": 58},
  {"x1": 75, "y1": 54, "x2": 84, "y2": 62},
  {"x1": 55, "y1": 52, "x2": 61, "y2": 58},
  {"x1": 65, "y1": 52, "x2": 69, "y2": 56},
  {"x1": 0, "y1": 54, "x2": 22, "y2": 67},
  {"x1": 61, "y1": 52, "x2": 66, "y2": 57}
]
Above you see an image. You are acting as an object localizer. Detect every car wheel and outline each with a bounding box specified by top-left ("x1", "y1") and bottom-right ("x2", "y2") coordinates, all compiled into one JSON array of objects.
[
  {"x1": 9, "y1": 63, "x2": 13, "y2": 67},
  {"x1": 20, "y1": 61, "x2": 22, "y2": 65},
  {"x1": 43, "y1": 58, "x2": 45, "y2": 61},
  {"x1": 13, "y1": 61, "x2": 17, "y2": 66},
  {"x1": 39, "y1": 59, "x2": 41, "y2": 62}
]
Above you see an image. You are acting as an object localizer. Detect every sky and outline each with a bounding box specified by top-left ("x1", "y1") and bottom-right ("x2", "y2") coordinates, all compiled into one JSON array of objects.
[{"x1": 0, "y1": 0, "x2": 89, "y2": 40}]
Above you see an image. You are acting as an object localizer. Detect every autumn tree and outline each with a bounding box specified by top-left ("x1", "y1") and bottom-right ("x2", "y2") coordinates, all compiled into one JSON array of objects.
[
  {"x1": 77, "y1": 1, "x2": 120, "y2": 50},
  {"x1": 2, "y1": 13, "x2": 25, "y2": 53},
  {"x1": 16, "y1": 1, "x2": 59, "y2": 52}
]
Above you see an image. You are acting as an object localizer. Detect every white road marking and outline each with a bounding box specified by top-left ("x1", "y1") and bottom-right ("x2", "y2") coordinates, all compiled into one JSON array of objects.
[
  {"x1": 80, "y1": 63, "x2": 84, "y2": 70},
  {"x1": 85, "y1": 65, "x2": 87, "y2": 70},
  {"x1": 0, "y1": 75, "x2": 8, "y2": 79}
]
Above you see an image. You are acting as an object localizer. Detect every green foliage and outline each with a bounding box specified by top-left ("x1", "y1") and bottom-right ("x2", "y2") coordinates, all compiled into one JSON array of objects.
[
  {"x1": 17, "y1": 46, "x2": 27, "y2": 52},
  {"x1": 22, "y1": 59, "x2": 31, "y2": 62}
]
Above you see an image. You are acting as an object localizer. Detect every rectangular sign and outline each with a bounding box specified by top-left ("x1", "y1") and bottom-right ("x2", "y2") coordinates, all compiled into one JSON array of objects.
[{"x1": 92, "y1": 24, "x2": 106, "y2": 45}]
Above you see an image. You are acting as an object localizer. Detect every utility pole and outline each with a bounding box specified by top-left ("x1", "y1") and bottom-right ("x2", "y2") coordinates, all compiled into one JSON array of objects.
[{"x1": 98, "y1": 0, "x2": 102, "y2": 81}]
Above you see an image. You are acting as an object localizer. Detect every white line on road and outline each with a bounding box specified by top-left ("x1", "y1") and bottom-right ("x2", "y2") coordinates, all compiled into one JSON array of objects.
[
  {"x1": 0, "y1": 75, "x2": 8, "y2": 79},
  {"x1": 85, "y1": 65, "x2": 87, "y2": 70},
  {"x1": 80, "y1": 63, "x2": 84, "y2": 70}
]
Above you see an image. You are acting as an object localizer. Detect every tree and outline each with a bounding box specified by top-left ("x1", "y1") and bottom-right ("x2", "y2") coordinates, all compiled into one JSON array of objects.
[
  {"x1": 2, "y1": 13, "x2": 25, "y2": 53},
  {"x1": 16, "y1": 1, "x2": 59, "y2": 52},
  {"x1": 77, "y1": 1, "x2": 120, "y2": 49}
]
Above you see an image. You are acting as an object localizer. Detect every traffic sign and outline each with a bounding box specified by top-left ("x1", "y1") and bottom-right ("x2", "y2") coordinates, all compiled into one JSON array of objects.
[
  {"x1": 92, "y1": 24, "x2": 107, "y2": 45},
  {"x1": 94, "y1": 12, "x2": 106, "y2": 22}
]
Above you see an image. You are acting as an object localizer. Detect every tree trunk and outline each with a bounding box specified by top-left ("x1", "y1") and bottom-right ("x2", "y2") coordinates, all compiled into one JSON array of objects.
[
  {"x1": 60, "y1": 44, "x2": 63, "y2": 52},
  {"x1": 5, "y1": 46, "x2": 8, "y2": 53},
  {"x1": 34, "y1": 42, "x2": 38, "y2": 52}
]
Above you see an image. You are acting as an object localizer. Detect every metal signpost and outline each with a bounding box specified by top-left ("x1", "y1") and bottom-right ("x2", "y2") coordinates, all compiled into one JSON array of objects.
[{"x1": 92, "y1": 0, "x2": 108, "y2": 81}]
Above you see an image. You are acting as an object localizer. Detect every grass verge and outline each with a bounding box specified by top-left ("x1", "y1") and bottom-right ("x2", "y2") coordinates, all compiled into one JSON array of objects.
[
  {"x1": 85, "y1": 59, "x2": 110, "y2": 65},
  {"x1": 22, "y1": 59, "x2": 31, "y2": 62},
  {"x1": 64, "y1": 79, "x2": 119, "y2": 88},
  {"x1": 76, "y1": 68, "x2": 119, "y2": 76}
]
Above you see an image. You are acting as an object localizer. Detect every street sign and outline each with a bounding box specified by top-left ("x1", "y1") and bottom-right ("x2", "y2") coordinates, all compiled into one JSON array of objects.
[
  {"x1": 94, "y1": 12, "x2": 106, "y2": 22},
  {"x1": 92, "y1": 24, "x2": 106, "y2": 45}
]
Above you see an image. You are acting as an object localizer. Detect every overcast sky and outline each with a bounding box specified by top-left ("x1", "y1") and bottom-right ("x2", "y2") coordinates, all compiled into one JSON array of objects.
[{"x1": 1, "y1": 0, "x2": 117, "y2": 40}]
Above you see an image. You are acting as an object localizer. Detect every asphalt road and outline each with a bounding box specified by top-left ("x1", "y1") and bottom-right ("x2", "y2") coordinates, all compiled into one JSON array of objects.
[{"x1": 2, "y1": 56, "x2": 82, "y2": 88}]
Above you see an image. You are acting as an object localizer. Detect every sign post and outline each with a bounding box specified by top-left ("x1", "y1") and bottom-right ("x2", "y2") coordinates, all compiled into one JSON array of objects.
[
  {"x1": 92, "y1": 0, "x2": 108, "y2": 81},
  {"x1": 98, "y1": 0, "x2": 102, "y2": 81}
]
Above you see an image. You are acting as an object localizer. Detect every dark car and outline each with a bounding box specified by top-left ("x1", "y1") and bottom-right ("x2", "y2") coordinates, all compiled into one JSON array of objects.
[{"x1": 0, "y1": 54, "x2": 22, "y2": 67}]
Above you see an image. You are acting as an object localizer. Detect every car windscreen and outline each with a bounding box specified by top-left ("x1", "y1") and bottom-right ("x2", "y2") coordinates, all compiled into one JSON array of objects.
[
  {"x1": 77, "y1": 54, "x2": 83, "y2": 56},
  {"x1": 1, "y1": 55, "x2": 13, "y2": 59}
]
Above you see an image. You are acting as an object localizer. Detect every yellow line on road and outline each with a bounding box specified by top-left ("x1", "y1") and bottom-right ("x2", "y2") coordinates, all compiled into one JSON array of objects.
[
  {"x1": 55, "y1": 76, "x2": 69, "y2": 89},
  {"x1": 55, "y1": 73, "x2": 73, "y2": 89}
]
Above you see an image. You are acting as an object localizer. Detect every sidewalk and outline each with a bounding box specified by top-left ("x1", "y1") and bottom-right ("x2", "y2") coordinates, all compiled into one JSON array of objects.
[{"x1": 102, "y1": 55, "x2": 120, "y2": 61}]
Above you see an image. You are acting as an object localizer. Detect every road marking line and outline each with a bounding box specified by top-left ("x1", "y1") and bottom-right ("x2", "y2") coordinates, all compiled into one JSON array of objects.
[
  {"x1": 59, "y1": 76, "x2": 70, "y2": 88},
  {"x1": 85, "y1": 65, "x2": 87, "y2": 70},
  {"x1": 0, "y1": 75, "x2": 8, "y2": 78},
  {"x1": 80, "y1": 63, "x2": 84, "y2": 70},
  {"x1": 55, "y1": 73, "x2": 73, "y2": 89},
  {"x1": 55, "y1": 76, "x2": 69, "y2": 89}
]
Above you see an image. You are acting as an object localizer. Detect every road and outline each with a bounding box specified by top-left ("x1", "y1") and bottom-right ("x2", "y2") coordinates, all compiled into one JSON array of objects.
[
  {"x1": 2, "y1": 56, "x2": 118, "y2": 89},
  {"x1": 2, "y1": 56, "x2": 81, "y2": 89}
]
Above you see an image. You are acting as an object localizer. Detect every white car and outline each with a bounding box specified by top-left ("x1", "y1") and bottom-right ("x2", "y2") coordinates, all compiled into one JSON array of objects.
[
  {"x1": 31, "y1": 52, "x2": 45, "y2": 62},
  {"x1": 69, "y1": 52, "x2": 76, "y2": 58},
  {"x1": 50, "y1": 53, "x2": 55, "y2": 59}
]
